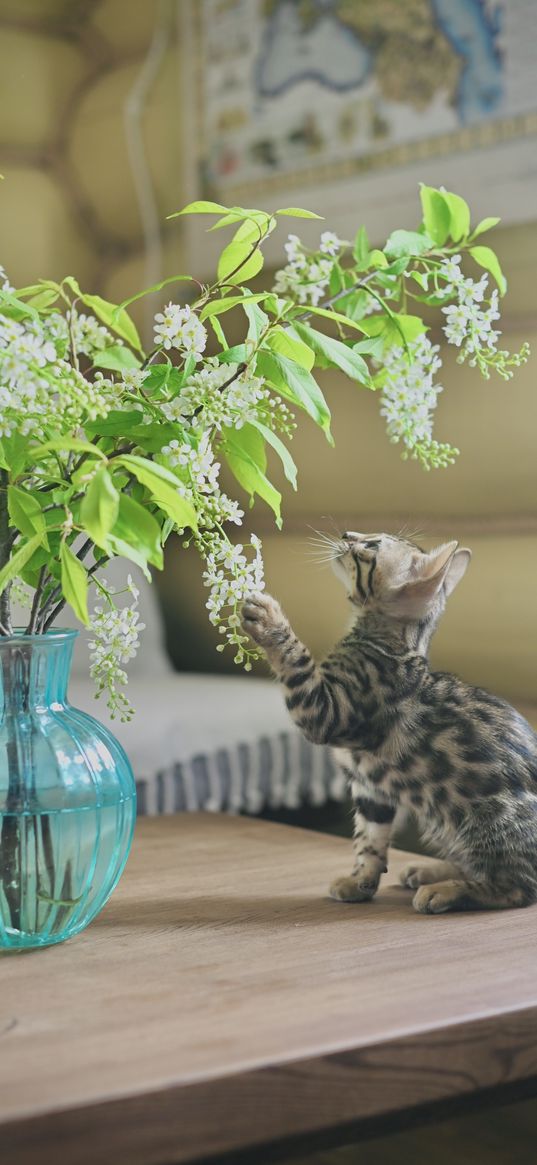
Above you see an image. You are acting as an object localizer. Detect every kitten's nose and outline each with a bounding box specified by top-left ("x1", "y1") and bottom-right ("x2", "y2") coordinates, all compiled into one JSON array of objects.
[{"x1": 342, "y1": 531, "x2": 358, "y2": 541}]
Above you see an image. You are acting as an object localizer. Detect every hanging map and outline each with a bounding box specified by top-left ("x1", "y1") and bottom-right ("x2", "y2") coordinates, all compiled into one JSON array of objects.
[{"x1": 191, "y1": 0, "x2": 537, "y2": 200}]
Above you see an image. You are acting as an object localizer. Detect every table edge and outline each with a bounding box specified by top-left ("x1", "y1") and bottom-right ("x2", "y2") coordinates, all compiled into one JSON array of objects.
[{"x1": 4, "y1": 1001, "x2": 537, "y2": 1165}]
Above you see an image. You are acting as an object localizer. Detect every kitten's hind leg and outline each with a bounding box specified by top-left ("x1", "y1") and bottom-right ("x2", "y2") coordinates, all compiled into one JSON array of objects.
[
  {"x1": 399, "y1": 859, "x2": 461, "y2": 889},
  {"x1": 413, "y1": 879, "x2": 533, "y2": 914},
  {"x1": 330, "y1": 794, "x2": 395, "y2": 904}
]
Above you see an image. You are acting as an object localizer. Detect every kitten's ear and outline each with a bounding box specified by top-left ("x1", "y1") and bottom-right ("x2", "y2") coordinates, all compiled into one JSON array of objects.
[
  {"x1": 443, "y1": 547, "x2": 471, "y2": 596},
  {"x1": 390, "y1": 541, "x2": 459, "y2": 617}
]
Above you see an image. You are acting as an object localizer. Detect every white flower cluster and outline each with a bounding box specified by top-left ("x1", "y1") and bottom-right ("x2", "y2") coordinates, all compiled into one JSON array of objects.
[
  {"x1": 0, "y1": 265, "x2": 13, "y2": 291},
  {"x1": 154, "y1": 303, "x2": 207, "y2": 360},
  {"x1": 88, "y1": 576, "x2": 145, "y2": 721},
  {"x1": 437, "y1": 256, "x2": 529, "y2": 380},
  {"x1": 202, "y1": 534, "x2": 264, "y2": 666},
  {"x1": 161, "y1": 428, "x2": 244, "y2": 532},
  {"x1": 273, "y1": 232, "x2": 344, "y2": 306},
  {"x1": 160, "y1": 358, "x2": 271, "y2": 432},
  {"x1": 438, "y1": 255, "x2": 500, "y2": 358},
  {"x1": 379, "y1": 335, "x2": 456, "y2": 468},
  {"x1": 0, "y1": 313, "x2": 112, "y2": 438},
  {"x1": 162, "y1": 430, "x2": 220, "y2": 494},
  {"x1": 67, "y1": 311, "x2": 117, "y2": 359}
]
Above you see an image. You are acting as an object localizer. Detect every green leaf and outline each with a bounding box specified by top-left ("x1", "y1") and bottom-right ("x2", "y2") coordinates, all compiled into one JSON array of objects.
[
  {"x1": 218, "y1": 344, "x2": 248, "y2": 364},
  {"x1": 243, "y1": 299, "x2": 269, "y2": 342},
  {"x1": 64, "y1": 278, "x2": 142, "y2": 352},
  {"x1": 0, "y1": 535, "x2": 43, "y2": 598},
  {"x1": 292, "y1": 321, "x2": 370, "y2": 383},
  {"x1": 441, "y1": 190, "x2": 470, "y2": 242},
  {"x1": 249, "y1": 419, "x2": 298, "y2": 490},
  {"x1": 32, "y1": 437, "x2": 106, "y2": 461},
  {"x1": 223, "y1": 425, "x2": 282, "y2": 526},
  {"x1": 104, "y1": 536, "x2": 150, "y2": 580},
  {"x1": 368, "y1": 249, "x2": 388, "y2": 269},
  {"x1": 359, "y1": 312, "x2": 426, "y2": 346},
  {"x1": 17, "y1": 281, "x2": 61, "y2": 299},
  {"x1": 0, "y1": 288, "x2": 39, "y2": 321},
  {"x1": 167, "y1": 200, "x2": 229, "y2": 219},
  {"x1": 232, "y1": 217, "x2": 271, "y2": 246},
  {"x1": 255, "y1": 351, "x2": 332, "y2": 443},
  {"x1": 384, "y1": 229, "x2": 434, "y2": 259},
  {"x1": 115, "y1": 275, "x2": 192, "y2": 314},
  {"x1": 82, "y1": 293, "x2": 142, "y2": 353},
  {"x1": 328, "y1": 262, "x2": 345, "y2": 297},
  {"x1": 470, "y1": 216, "x2": 501, "y2": 240},
  {"x1": 275, "y1": 207, "x2": 323, "y2": 219},
  {"x1": 85, "y1": 409, "x2": 144, "y2": 438},
  {"x1": 217, "y1": 240, "x2": 264, "y2": 283},
  {"x1": 200, "y1": 293, "x2": 267, "y2": 320},
  {"x1": 108, "y1": 494, "x2": 163, "y2": 569},
  {"x1": 207, "y1": 211, "x2": 251, "y2": 232},
  {"x1": 302, "y1": 305, "x2": 366, "y2": 335},
  {"x1": 352, "y1": 335, "x2": 386, "y2": 359},
  {"x1": 266, "y1": 326, "x2": 314, "y2": 370},
  {"x1": 92, "y1": 345, "x2": 141, "y2": 372},
  {"x1": 353, "y1": 225, "x2": 370, "y2": 268},
  {"x1": 59, "y1": 542, "x2": 89, "y2": 626},
  {"x1": 142, "y1": 364, "x2": 181, "y2": 393},
  {"x1": 126, "y1": 423, "x2": 182, "y2": 452},
  {"x1": 208, "y1": 315, "x2": 228, "y2": 350},
  {"x1": 419, "y1": 185, "x2": 451, "y2": 246},
  {"x1": 80, "y1": 468, "x2": 120, "y2": 548},
  {"x1": 8, "y1": 486, "x2": 48, "y2": 545},
  {"x1": 393, "y1": 314, "x2": 428, "y2": 342},
  {"x1": 114, "y1": 454, "x2": 198, "y2": 531},
  {"x1": 468, "y1": 245, "x2": 507, "y2": 294},
  {"x1": 25, "y1": 288, "x2": 60, "y2": 311}
]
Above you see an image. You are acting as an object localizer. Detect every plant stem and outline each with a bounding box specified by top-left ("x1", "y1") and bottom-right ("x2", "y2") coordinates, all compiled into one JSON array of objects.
[
  {"x1": 295, "y1": 271, "x2": 376, "y2": 325},
  {"x1": 0, "y1": 471, "x2": 13, "y2": 636},
  {"x1": 0, "y1": 645, "x2": 23, "y2": 932},
  {"x1": 26, "y1": 567, "x2": 48, "y2": 636},
  {"x1": 36, "y1": 538, "x2": 95, "y2": 631},
  {"x1": 42, "y1": 552, "x2": 109, "y2": 633}
]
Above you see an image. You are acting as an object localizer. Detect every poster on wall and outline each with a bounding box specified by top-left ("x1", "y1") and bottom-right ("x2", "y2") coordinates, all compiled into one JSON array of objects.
[{"x1": 182, "y1": 0, "x2": 537, "y2": 264}]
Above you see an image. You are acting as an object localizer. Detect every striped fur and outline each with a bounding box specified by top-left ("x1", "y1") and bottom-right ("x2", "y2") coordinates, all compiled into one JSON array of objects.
[{"x1": 242, "y1": 531, "x2": 537, "y2": 915}]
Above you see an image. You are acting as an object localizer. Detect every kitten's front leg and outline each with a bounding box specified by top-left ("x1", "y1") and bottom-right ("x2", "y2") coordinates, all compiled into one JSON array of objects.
[
  {"x1": 241, "y1": 593, "x2": 344, "y2": 745},
  {"x1": 241, "y1": 592, "x2": 297, "y2": 672},
  {"x1": 330, "y1": 795, "x2": 395, "y2": 903}
]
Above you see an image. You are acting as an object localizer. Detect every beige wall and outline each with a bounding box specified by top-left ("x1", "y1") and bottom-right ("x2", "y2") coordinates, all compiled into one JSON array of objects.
[
  {"x1": 0, "y1": 0, "x2": 186, "y2": 332},
  {"x1": 1, "y1": 2, "x2": 535, "y2": 708}
]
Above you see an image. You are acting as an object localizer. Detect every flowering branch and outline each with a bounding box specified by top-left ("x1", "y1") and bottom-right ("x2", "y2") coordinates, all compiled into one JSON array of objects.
[{"x1": 0, "y1": 187, "x2": 529, "y2": 715}]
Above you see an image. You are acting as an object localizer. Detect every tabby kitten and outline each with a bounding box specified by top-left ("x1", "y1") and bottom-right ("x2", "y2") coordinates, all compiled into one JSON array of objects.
[{"x1": 241, "y1": 533, "x2": 537, "y2": 914}]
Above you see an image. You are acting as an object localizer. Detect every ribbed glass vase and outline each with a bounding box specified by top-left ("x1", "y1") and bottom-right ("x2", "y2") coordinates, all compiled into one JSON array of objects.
[{"x1": 0, "y1": 630, "x2": 136, "y2": 950}]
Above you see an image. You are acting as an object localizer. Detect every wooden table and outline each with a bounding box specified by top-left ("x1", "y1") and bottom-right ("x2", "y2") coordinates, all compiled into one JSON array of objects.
[{"x1": 2, "y1": 814, "x2": 537, "y2": 1165}]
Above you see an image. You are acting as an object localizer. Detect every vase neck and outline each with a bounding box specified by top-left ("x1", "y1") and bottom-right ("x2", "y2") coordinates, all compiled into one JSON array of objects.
[{"x1": 0, "y1": 633, "x2": 77, "y2": 712}]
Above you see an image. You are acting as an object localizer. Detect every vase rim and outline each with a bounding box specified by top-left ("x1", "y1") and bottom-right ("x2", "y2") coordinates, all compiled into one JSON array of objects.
[{"x1": 0, "y1": 628, "x2": 79, "y2": 644}]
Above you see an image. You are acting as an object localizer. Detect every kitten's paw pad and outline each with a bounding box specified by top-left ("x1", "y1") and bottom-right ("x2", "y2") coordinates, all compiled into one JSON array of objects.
[
  {"x1": 241, "y1": 592, "x2": 287, "y2": 645},
  {"x1": 329, "y1": 875, "x2": 375, "y2": 903},
  {"x1": 412, "y1": 880, "x2": 463, "y2": 915},
  {"x1": 400, "y1": 863, "x2": 438, "y2": 889}
]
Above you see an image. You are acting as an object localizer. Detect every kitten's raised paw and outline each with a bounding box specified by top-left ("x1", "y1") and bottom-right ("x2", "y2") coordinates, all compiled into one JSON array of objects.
[
  {"x1": 329, "y1": 875, "x2": 376, "y2": 903},
  {"x1": 241, "y1": 592, "x2": 287, "y2": 646}
]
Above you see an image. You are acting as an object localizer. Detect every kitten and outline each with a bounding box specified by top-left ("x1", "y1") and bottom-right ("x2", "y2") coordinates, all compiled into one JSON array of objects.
[{"x1": 241, "y1": 532, "x2": 537, "y2": 914}]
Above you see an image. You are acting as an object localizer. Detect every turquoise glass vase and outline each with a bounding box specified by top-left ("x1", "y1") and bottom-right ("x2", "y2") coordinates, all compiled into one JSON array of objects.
[{"x1": 0, "y1": 630, "x2": 136, "y2": 950}]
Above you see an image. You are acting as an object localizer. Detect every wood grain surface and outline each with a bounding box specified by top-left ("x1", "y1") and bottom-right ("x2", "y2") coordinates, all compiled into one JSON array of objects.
[{"x1": 2, "y1": 813, "x2": 537, "y2": 1165}]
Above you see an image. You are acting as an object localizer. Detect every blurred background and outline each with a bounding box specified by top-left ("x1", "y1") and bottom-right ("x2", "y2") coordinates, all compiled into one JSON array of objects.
[{"x1": 0, "y1": 0, "x2": 535, "y2": 718}]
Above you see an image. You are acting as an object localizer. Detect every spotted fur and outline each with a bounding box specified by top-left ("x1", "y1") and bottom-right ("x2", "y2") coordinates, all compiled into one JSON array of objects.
[{"x1": 241, "y1": 532, "x2": 537, "y2": 915}]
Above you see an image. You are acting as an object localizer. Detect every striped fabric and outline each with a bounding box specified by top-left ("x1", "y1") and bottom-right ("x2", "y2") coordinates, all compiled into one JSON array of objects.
[{"x1": 135, "y1": 731, "x2": 346, "y2": 816}]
